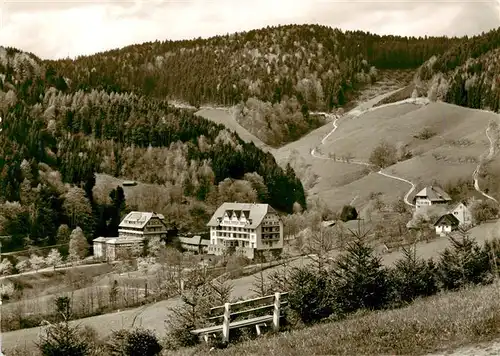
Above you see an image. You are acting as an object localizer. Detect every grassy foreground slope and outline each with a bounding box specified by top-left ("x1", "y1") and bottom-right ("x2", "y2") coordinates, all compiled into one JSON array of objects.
[{"x1": 172, "y1": 280, "x2": 500, "y2": 356}]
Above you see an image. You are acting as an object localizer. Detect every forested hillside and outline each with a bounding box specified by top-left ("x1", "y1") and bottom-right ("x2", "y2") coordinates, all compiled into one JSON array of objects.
[
  {"x1": 416, "y1": 27, "x2": 500, "y2": 111},
  {"x1": 49, "y1": 25, "x2": 461, "y2": 146},
  {"x1": 0, "y1": 46, "x2": 305, "y2": 252}
]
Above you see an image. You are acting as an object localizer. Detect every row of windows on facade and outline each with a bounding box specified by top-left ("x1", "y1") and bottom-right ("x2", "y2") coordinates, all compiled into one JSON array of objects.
[
  {"x1": 125, "y1": 220, "x2": 163, "y2": 225},
  {"x1": 213, "y1": 240, "x2": 279, "y2": 248},
  {"x1": 212, "y1": 230, "x2": 280, "y2": 239},
  {"x1": 215, "y1": 226, "x2": 279, "y2": 232},
  {"x1": 121, "y1": 227, "x2": 165, "y2": 233}
]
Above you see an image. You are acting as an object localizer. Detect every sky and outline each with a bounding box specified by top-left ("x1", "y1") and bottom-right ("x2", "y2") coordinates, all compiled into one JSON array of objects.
[{"x1": 0, "y1": 0, "x2": 499, "y2": 60}]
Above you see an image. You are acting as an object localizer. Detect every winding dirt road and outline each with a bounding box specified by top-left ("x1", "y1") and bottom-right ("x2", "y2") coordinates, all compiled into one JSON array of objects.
[
  {"x1": 310, "y1": 99, "x2": 421, "y2": 207},
  {"x1": 472, "y1": 125, "x2": 499, "y2": 204}
]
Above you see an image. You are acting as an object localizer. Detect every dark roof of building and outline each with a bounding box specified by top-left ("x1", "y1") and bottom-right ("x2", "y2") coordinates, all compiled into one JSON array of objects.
[
  {"x1": 434, "y1": 213, "x2": 460, "y2": 227},
  {"x1": 207, "y1": 203, "x2": 277, "y2": 228},
  {"x1": 415, "y1": 186, "x2": 452, "y2": 202},
  {"x1": 179, "y1": 235, "x2": 209, "y2": 246}
]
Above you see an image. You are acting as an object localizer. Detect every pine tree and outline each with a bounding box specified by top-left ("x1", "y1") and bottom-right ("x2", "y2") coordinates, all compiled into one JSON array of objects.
[
  {"x1": 391, "y1": 245, "x2": 438, "y2": 305},
  {"x1": 108, "y1": 186, "x2": 126, "y2": 236},
  {"x1": 437, "y1": 232, "x2": 492, "y2": 290},
  {"x1": 37, "y1": 297, "x2": 90, "y2": 356},
  {"x1": 330, "y1": 227, "x2": 392, "y2": 313},
  {"x1": 287, "y1": 267, "x2": 334, "y2": 324}
]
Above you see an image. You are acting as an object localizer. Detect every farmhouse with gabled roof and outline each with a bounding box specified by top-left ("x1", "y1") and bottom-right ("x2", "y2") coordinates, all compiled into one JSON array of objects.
[
  {"x1": 434, "y1": 213, "x2": 460, "y2": 236},
  {"x1": 449, "y1": 201, "x2": 473, "y2": 227},
  {"x1": 414, "y1": 185, "x2": 452, "y2": 211}
]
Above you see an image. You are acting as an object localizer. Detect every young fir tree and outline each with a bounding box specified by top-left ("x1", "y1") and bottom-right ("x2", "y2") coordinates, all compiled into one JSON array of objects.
[
  {"x1": 437, "y1": 231, "x2": 492, "y2": 290},
  {"x1": 390, "y1": 245, "x2": 438, "y2": 305},
  {"x1": 37, "y1": 297, "x2": 91, "y2": 356},
  {"x1": 330, "y1": 226, "x2": 392, "y2": 314}
]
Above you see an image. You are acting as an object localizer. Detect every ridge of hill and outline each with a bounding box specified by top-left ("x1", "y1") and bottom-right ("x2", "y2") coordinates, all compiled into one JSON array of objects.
[
  {"x1": 48, "y1": 25, "x2": 460, "y2": 109},
  {"x1": 46, "y1": 24, "x2": 462, "y2": 146}
]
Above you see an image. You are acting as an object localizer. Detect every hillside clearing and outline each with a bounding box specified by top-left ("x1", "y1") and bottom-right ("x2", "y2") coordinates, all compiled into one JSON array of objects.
[
  {"x1": 194, "y1": 107, "x2": 272, "y2": 152},
  {"x1": 310, "y1": 101, "x2": 499, "y2": 212}
]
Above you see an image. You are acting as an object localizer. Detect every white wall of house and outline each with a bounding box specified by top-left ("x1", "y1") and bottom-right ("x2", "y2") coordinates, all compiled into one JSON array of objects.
[
  {"x1": 208, "y1": 211, "x2": 283, "y2": 258},
  {"x1": 415, "y1": 197, "x2": 432, "y2": 211},
  {"x1": 451, "y1": 203, "x2": 472, "y2": 226},
  {"x1": 107, "y1": 245, "x2": 116, "y2": 261},
  {"x1": 435, "y1": 224, "x2": 452, "y2": 236},
  {"x1": 93, "y1": 242, "x2": 104, "y2": 258}
]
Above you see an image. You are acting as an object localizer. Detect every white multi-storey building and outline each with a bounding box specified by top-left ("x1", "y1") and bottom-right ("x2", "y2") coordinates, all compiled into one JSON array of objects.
[
  {"x1": 93, "y1": 211, "x2": 168, "y2": 261},
  {"x1": 207, "y1": 203, "x2": 283, "y2": 259},
  {"x1": 117, "y1": 211, "x2": 168, "y2": 240}
]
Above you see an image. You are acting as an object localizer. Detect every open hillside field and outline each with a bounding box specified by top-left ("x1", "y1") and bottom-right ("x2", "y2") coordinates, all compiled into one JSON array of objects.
[
  {"x1": 269, "y1": 89, "x2": 406, "y2": 211},
  {"x1": 321, "y1": 103, "x2": 423, "y2": 160},
  {"x1": 5, "y1": 220, "x2": 498, "y2": 354},
  {"x1": 274, "y1": 87, "x2": 407, "y2": 163},
  {"x1": 310, "y1": 171, "x2": 411, "y2": 212},
  {"x1": 306, "y1": 101, "x2": 500, "y2": 212},
  {"x1": 380, "y1": 103, "x2": 499, "y2": 185},
  {"x1": 322, "y1": 102, "x2": 494, "y2": 164},
  {"x1": 194, "y1": 107, "x2": 272, "y2": 152}
]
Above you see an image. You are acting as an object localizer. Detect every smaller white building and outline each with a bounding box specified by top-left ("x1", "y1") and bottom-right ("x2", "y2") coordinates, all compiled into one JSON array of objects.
[
  {"x1": 93, "y1": 211, "x2": 168, "y2": 261},
  {"x1": 434, "y1": 213, "x2": 460, "y2": 236}
]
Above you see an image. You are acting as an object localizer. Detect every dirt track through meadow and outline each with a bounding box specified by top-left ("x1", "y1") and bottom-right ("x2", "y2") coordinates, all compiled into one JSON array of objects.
[{"x1": 309, "y1": 96, "x2": 428, "y2": 207}]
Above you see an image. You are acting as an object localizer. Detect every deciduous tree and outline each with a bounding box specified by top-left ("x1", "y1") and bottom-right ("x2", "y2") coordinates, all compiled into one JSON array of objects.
[{"x1": 68, "y1": 227, "x2": 89, "y2": 261}]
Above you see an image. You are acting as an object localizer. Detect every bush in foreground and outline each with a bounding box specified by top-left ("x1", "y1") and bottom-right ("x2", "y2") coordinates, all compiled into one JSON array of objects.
[{"x1": 105, "y1": 328, "x2": 162, "y2": 356}]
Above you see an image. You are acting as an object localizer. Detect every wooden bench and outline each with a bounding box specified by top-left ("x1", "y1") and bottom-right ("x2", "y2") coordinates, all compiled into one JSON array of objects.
[{"x1": 191, "y1": 292, "x2": 288, "y2": 343}]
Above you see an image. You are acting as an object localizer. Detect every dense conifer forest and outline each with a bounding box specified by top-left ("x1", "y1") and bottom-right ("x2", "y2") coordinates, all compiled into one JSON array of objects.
[{"x1": 416, "y1": 28, "x2": 500, "y2": 111}]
